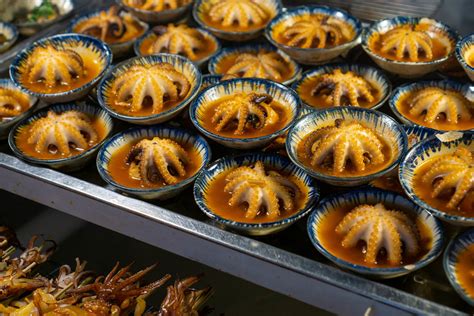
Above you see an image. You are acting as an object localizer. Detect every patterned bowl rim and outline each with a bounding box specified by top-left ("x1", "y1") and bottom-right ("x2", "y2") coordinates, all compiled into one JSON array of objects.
[
  {"x1": 9, "y1": 33, "x2": 112, "y2": 98},
  {"x1": 193, "y1": 0, "x2": 283, "y2": 36},
  {"x1": 207, "y1": 43, "x2": 301, "y2": 84},
  {"x1": 265, "y1": 5, "x2": 362, "y2": 52},
  {"x1": 8, "y1": 102, "x2": 114, "y2": 164},
  {"x1": 0, "y1": 21, "x2": 19, "y2": 46},
  {"x1": 286, "y1": 107, "x2": 408, "y2": 182},
  {"x1": 399, "y1": 131, "x2": 474, "y2": 223},
  {"x1": 133, "y1": 26, "x2": 221, "y2": 64},
  {"x1": 189, "y1": 77, "x2": 301, "y2": 144},
  {"x1": 389, "y1": 79, "x2": 472, "y2": 132},
  {"x1": 361, "y1": 16, "x2": 460, "y2": 66},
  {"x1": 68, "y1": 7, "x2": 150, "y2": 47},
  {"x1": 307, "y1": 187, "x2": 445, "y2": 276},
  {"x1": 443, "y1": 228, "x2": 474, "y2": 306},
  {"x1": 291, "y1": 62, "x2": 392, "y2": 111},
  {"x1": 0, "y1": 78, "x2": 39, "y2": 127},
  {"x1": 97, "y1": 53, "x2": 202, "y2": 122},
  {"x1": 193, "y1": 152, "x2": 320, "y2": 229},
  {"x1": 96, "y1": 124, "x2": 212, "y2": 193},
  {"x1": 455, "y1": 33, "x2": 474, "y2": 71}
]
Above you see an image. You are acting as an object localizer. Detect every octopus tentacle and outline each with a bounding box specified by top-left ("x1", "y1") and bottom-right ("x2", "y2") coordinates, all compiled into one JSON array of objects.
[
  {"x1": 380, "y1": 26, "x2": 433, "y2": 62},
  {"x1": 149, "y1": 24, "x2": 206, "y2": 60},
  {"x1": 124, "y1": 0, "x2": 188, "y2": 11},
  {"x1": 0, "y1": 87, "x2": 31, "y2": 118},
  {"x1": 208, "y1": 0, "x2": 269, "y2": 29}
]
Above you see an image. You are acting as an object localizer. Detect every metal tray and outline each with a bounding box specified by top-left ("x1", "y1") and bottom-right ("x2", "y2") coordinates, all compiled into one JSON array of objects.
[{"x1": 0, "y1": 1, "x2": 472, "y2": 315}]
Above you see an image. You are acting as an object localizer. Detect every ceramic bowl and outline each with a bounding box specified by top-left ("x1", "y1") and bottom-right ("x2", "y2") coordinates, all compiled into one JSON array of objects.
[
  {"x1": 134, "y1": 27, "x2": 221, "y2": 68},
  {"x1": 444, "y1": 229, "x2": 474, "y2": 306},
  {"x1": 11, "y1": 0, "x2": 74, "y2": 36},
  {"x1": 265, "y1": 5, "x2": 362, "y2": 65},
  {"x1": 97, "y1": 125, "x2": 211, "y2": 200},
  {"x1": 292, "y1": 63, "x2": 391, "y2": 111},
  {"x1": 194, "y1": 152, "x2": 319, "y2": 236},
  {"x1": 98, "y1": 54, "x2": 202, "y2": 125},
  {"x1": 8, "y1": 102, "x2": 113, "y2": 172},
  {"x1": 455, "y1": 34, "x2": 474, "y2": 81},
  {"x1": 208, "y1": 43, "x2": 301, "y2": 85},
  {"x1": 0, "y1": 22, "x2": 18, "y2": 53},
  {"x1": 399, "y1": 132, "x2": 474, "y2": 226},
  {"x1": 0, "y1": 79, "x2": 38, "y2": 139},
  {"x1": 118, "y1": 0, "x2": 192, "y2": 24},
  {"x1": 362, "y1": 17, "x2": 459, "y2": 78},
  {"x1": 190, "y1": 77, "x2": 300, "y2": 149},
  {"x1": 389, "y1": 80, "x2": 473, "y2": 132},
  {"x1": 286, "y1": 107, "x2": 408, "y2": 187},
  {"x1": 69, "y1": 8, "x2": 149, "y2": 58},
  {"x1": 193, "y1": 0, "x2": 282, "y2": 42},
  {"x1": 307, "y1": 188, "x2": 444, "y2": 279},
  {"x1": 201, "y1": 74, "x2": 222, "y2": 90},
  {"x1": 9, "y1": 33, "x2": 112, "y2": 104}
]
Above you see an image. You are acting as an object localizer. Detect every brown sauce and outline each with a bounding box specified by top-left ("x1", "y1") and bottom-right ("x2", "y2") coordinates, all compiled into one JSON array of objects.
[
  {"x1": 201, "y1": 3, "x2": 272, "y2": 32},
  {"x1": 19, "y1": 48, "x2": 103, "y2": 94},
  {"x1": 317, "y1": 205, "x2": 432, "y2": 268},
  {"x1": 396, "y1": 91, "x2": 474, "y2": 131},
  {"x1": 368, "y1": 25, "x2": 451, "y2": 62},
  {"x1": 296, "y1": 129, "x2": 394, "y2": 177},
  {"x1": 297, "y1": 76, "x2": 382, "y2": 109},
  {"x1": 107, "y1": 140, "x2": 202, "y2": 189},
  {"x1": 465, "y1": 46, "x2": 474, "y2": 67},
  {"x1": 15, "y1": 115, "x2": 107, "y2": 160},
  {"x1": 214, "y1": 51, "x2": 294, "y2": 83},
  {"x1": 139, "y1": 33, "x2": 218, "y2": 61},
  {"x1": 413, "y1": 156, "x2": 473, "y2": 215},
  {"x1": 200, "y1": 96, "x2": 291, "y2": 138},
  {"x1": 455, "y1": 244, "x2": 474, "y2": 299},
  {"x1": 205, "y1": 167, "x2": 308, "y2": 224},
  {"x1": 272, "y1": 13, "x2": 355, "y2": 48}
]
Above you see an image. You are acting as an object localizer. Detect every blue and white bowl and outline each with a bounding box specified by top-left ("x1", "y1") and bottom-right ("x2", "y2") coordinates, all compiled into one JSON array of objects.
[
  {"x1": 307, "y1": 188, "x2": 444, "y2": 279},
  {"x1": 194, "y1": 152, "x2": 319, "y2": 236},
  {"x1": 399, "y1": 132, "x2": 474, "y2": 226},
  {"x1": 389, "y1": 80, "x2": 473, "y2": 132},
  {"x1": 208, "y1": 44, "x2": 301, "y2": 85},
  {"x1": 287, "y1": 107, "x2": 408, "y2": 187},
  {"x1": 190, "y1": 78, "x2": 300, "y2": 149},
  {"x1": 134, "y1": 27, "x2": 221, "y2": 68},
  {"x1": 97, "y1": 125, "x2": 211, "y2": 200},
  {"x1": 193, "y1": 0, "x2": 282, "y2": 42},
  {"x1": 444, "y1": 229, "x2": 474, "y2": 306},
  {"x1": 455, "y1": 34, "x2": 474, "y2": 81},
  {"x1": 265, "y1": 6, "x2": 362, "y2": 65},
  {"x1": 69, "y1": 8, "x2": 149, "y2": 58},
  {"x1": 118, "y1": 0, "x2": 192, "y2": 24},
  {"x1": 0, "y1": 22, "x2": 18, "y2": 53},
  {"x1": 362, "y1": 17, "x2": 459, "y2": 78},
  {"x1": 201, "y1": 74, "x2": 222, "y2": 90},
  {"x1": 9, "y1": 33, "x2": 112, "y2": 104},
  {"x1": 0, "y1": 79, "x2": 38, "y2": 139},
  {"x1": 292, "y1": 63, "x2": 391, "y2": 111},
  {"x1": 8, "y1": 102, "x2": 113, "y2": 172},
  {"x1": 98, "y1": 54, "x2": 202, "y2": 125}
]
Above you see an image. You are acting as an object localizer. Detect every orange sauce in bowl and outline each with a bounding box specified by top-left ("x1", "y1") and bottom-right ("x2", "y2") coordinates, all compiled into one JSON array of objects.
[
  {"x1": 317, "y1": 205, "x2": 432, "y2": 268},
  {"x1": 455, "y1": 244, "x2": 474, "y2": 299},
  {"x1": 107, "y1": 95, "x2": 183, "y2": 117},
  {"x1": 15, "y1": 116, "x2": 107, "y2": 160},
  {"x1": 107, "y1": 141, "x2": 202, "y2": 189},
  {"x1": 204, "y1": 167, "x2": 308, "y2": 224}
]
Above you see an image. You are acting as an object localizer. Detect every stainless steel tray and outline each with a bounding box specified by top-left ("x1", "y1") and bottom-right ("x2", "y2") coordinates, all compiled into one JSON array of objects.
[{"x1": 0, "y1": 0, "x2": 472, "y2": 315}]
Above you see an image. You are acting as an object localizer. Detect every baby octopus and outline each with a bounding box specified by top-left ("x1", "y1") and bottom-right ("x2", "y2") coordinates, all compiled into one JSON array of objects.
[
  {"x1": 25, "y1": 46, "x2": 85, "y2": 88},
  {"x1": 409, "y1": 87, "x2": 472, "y2": 125},
  {"x1": 27, "y1": 110, "x2": 98, "y2": 156},
  {"x1": 311, "y1": 69, "x2": 375, "y2": 107},
  {"x1": 126, "y1": 137, "x2": 188, "y2": 185},
  {"x1": 224, "y1": 51, "x2": 288, "y2": 82},
  {"x1": 208, "y1": 0, "x2": 269, "y2": 29},
  {"x1": 336, "y1": 203, "x2": 420, "y2": 265},
  {"x1": 224, "y1": 161, "x2": 301, "y2": 219},
  {"x1": 111, "y1": 63, "x2": 190, "y2": 114},
  {"x1": 0, "y1": 87, "x2": 31, "y2": 118},
  {"x1": 75, "y1": 6, "x2": 125, "y2": 42},
  {"x1": 124, "y1": 0, "x2": 190, "y2": 11},
  {"x1": 282, "y1": 14, "x2": 352, "y2": 48},
  {"x1": 211, "y1": 93, "x2": 278, "y2": 135},
  {"x1": 380, "y1": 25, "x2": 433, "y2": 62},
  {"x1": 421, "y1": 146, "x2": 474, "y2": 210},
  {"x1": 303, "y1": 119, "x2": 386, "y2": 174}
]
